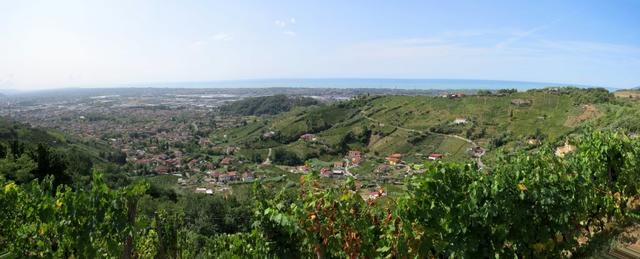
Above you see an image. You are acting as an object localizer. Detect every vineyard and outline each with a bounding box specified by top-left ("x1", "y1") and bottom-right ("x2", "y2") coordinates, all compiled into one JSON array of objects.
[{"x1": 1, "y1": 130, "x2": 639, "y2": 258}]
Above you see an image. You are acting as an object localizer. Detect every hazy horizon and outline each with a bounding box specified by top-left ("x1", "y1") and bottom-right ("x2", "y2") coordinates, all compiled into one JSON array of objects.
[
  {"x1": 0, "y1": 78, "x2": 603, "y2": 94},
  {"x1": 1, "y1": 1, "x2": 639, "y2": 90}
]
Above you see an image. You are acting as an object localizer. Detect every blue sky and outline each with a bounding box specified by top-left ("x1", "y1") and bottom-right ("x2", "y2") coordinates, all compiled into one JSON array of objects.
[{"x1": 0, "y1": 0, "x2": 639, "y2": 89}]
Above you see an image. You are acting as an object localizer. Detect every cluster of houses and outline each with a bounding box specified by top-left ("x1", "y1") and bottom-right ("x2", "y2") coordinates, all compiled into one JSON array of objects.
[
  {"x1": 317, "y1": 150, "x2": 363, "y2": 178},
  {"x1": 312, "y1": 150, "x2": 448, "y2": 178},
  {"x1": 204, "y1": 170, "x2": 256, "y2": 183},
  {"x1": 132, "y1": 149, "x2": 222, "y2": 176},
  {"x1": 186, "y1": 170, "x2": 257, "y2": 195},
  {"x1": 441, "y1": 93, "x2": 467, "y2": 99},
  {"x1": 384, "y1": 152, "x2": 443, "y2": 165}
]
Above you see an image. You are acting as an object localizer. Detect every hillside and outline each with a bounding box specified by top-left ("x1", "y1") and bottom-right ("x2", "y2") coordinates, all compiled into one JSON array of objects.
[
  {"x1": 219, "y1": 94, "x2": 320, "y2": 116},
  {"x1": 614, "y1": 89, "x2": 640, "y2": 99},
  {"x1": 0, "y1": 118, "x2": 126, "y2": 187},
  {"x1": 212, "y1": 87, "x2": 620, "y2": 164}
]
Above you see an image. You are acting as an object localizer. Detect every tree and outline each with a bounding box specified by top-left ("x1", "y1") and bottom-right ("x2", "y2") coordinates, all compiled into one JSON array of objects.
[
  {"x1": 497, "y1": 88, "x2": 517, "y2": 94},
  {"x1": 10, "y1": 140, "x2": 24, "y2": 157},
  {"x1": 272, "y1": 148, "x2": 302, "y2": 166},
  {"x1": 477, "y1": 90, "x2": 492, "y2": 96},
  {"x1": 31, "y1": 144, "x2": 71, "y2": 189},
  {"x1": 0, "y1": 143, "x2": 6, "y2": 159},
  {"x1": 0, "y1": 154, "x2": 37, "y2": 183}
]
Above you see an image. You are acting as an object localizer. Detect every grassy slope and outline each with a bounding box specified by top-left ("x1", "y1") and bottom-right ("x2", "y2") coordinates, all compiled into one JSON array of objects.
[
  {"x1": 213, "y1": 89, "x2": 618, "y2": 164},
  {"x1": 364, "y1": 91, "x2": 576, "y2": 140}
]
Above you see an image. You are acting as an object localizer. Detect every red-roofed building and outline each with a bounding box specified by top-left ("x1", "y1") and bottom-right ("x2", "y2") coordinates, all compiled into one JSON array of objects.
[
  {"x1": 428, "y1": 153, "x2": 444, "y2": 160},
  {"x1": 227, "y1": 171, "x2": 238, "y2": 181},
  {"x1": 220, "y1": 157, "x2": 233, "y2": 166},
  {"x1": 320, "y1": 167, "x2": 331, "y2": 177},
  {"x1": 154, "y1": 166, "x2": 169, "y2": 174},
  {"x1": 385, "y1": 153, "x2": 402, "y2": 165},
  {"x1": 242, "y1": 172, "x2": 255, "y2": 181}
]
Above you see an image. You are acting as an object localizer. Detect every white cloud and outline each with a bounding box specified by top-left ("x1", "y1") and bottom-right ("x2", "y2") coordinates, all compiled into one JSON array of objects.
[
  {"x1": 275, "y1": 18, "x2": 297, "y2": 36},
  {"x1": 275, "y1": 17, "x2": 296, "y2": 28},
  {"x1": 211, "y1": 33, "x2": 233, "y2": 41},
  {"x1": 274, "y1": 20, "x2": 287, "y2": 28}
]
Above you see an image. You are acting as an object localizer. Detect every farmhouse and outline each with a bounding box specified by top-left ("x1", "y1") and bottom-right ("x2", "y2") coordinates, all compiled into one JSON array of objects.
[
  {"x1": 367, "y1": 190, "x2": 387, "y2": 200},
  {"x1": 555, "y1": 141, "x2": 576, "y2": 158},
  {"x1": 348, "y1": 150, "x2": 362, "y2": 159},
  {"x1": 428, "y1": 153, "x2": 444, "y2": 160},
  {"x1": 154, "y1": 166, "x2": 169, "y2": 174},
  {"x1": 300, "y1": 133, "x2": 317, "y2": 142},
  {"x1": 469, "y1": 147, "x2": 485, "y2": 158},
  {"x1": 220, "y1": 157, "x2": 234, "y2": 166},
  {"x1": 332, "y1": 168, "x2": 345, "y2": 176},
  {"x1": 218, "y1": 173, "x2": 230, "y2": 182},
  {"x1": 347, "y1": 150, "x2": 363, "y2": 165},
  {"x1": 262, "y1": 131, "x2": 276, "y2": 138},
  {"x1": 527, "y1": 139, "x2": 541, "y2": 145},
  {"x1": 453, "y1": 118, "x2": 468, "y2": 124},
  {"x1": 511, "y1": 99, "x2": 532, "y2": 106},
  {"x1": 385, "y1": 153, "x2": 402, "y2": 165},
  {"x1": 320, "y1": 167, "x2": 331, "y2": 177},
  {"x1": 227, "y1": 171, "x2": 239, "y2": 181},
  {"x1": 242, "y1": 172, "x2": 255, "y2": 181}
]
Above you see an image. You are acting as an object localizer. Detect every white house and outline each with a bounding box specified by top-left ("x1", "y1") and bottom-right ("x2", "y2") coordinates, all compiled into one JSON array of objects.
[{"x1": 453, "y1": 118, "x2": 468, "y2": 124}]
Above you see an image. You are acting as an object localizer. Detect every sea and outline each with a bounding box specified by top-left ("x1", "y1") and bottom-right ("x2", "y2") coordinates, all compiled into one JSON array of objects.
[
  {"x1": 138, "y1": 78, "x2": 595, "y2": 91},
  {"x1": 1, "y1": 78, "x2": 610, "y2": 95}
]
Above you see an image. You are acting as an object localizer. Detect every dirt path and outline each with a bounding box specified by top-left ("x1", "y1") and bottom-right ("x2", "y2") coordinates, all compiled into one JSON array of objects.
[
  {"x1": 360, "y1": 110, "x2": 485, "y2": 168},
  {"x1": 565, "y1": 104, "x2": 600, "y2": 127}
]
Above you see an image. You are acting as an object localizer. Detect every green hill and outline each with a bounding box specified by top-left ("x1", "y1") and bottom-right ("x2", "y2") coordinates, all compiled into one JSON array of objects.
[
  {"x1": 212, "y1": 87, "x2": 626, "y2": 164},
  {"x1": 0, "y1": 118, "x2": 126, "y2": 187}
]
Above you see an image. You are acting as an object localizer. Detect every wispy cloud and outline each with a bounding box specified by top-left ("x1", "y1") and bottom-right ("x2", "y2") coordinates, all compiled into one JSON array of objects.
[
  {"x1": 211, "y1": 33, "x2": 233, "y2": 41},
  {"x1": 275, "y1": 17, "x2": 296, "y2": 27},
  {"x1": 190, "y1": 33, "x2": 233, "y2": 48},
  {"x1": 495, "y1": 25, "x2": 547, "y2": 49},
  {"x1": 274, "y1": 20, "x2": 287, "y2": 28},
  {"x1": 332, "y1": 31, "x2": 640, "y2": 87},
  {"x1": 275, "y1": 17, "x2": 297, "y2": 36}
]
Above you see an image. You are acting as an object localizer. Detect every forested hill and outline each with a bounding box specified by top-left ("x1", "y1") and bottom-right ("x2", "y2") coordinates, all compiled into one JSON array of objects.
[
  {"x1": 220, "y1": 94, "x2": 320, "y2": 116},
  {"x1": 0, "y1": 118, "x2": 127, "y2": 188}
]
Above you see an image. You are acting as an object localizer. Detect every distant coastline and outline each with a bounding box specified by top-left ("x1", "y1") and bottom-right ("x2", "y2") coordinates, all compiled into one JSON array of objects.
[
  {"x1": 125, "y1": 78, "x2": 586, "y2": 91},
  {"x1": 1, "y1": 78, "x2": 606, "y2": 94}
]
